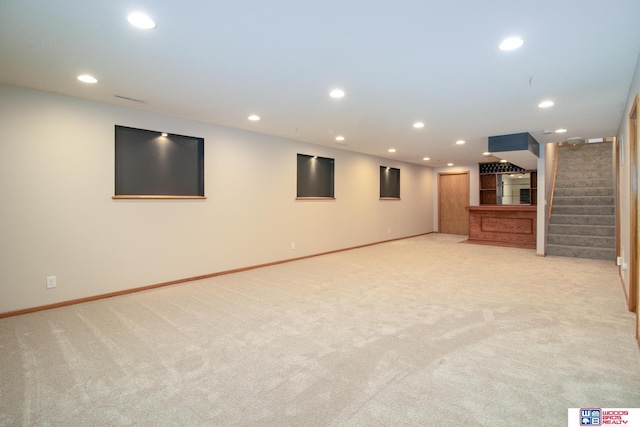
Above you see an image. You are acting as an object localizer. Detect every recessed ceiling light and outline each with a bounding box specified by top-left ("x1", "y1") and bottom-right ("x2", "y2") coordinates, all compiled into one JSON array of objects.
[
  {"x1": 555, "y1": 128, "x2": 567, "y2": 133},
  {"x1": 413, "y1": 122, "x2": 425, "y2": 129},
  {"x1": 248, "y1": 115, "x2": 260, "y2": 121},
  {"x1": 423, "y1": 157, "x2": 430, "y2": 161},
  {"x1": 161, "y1": 132, "x2": 168, "y2": 137},
  {"x1": 500, "y1": 159, "x2": 508, "y2": 163},
  {"x1": 482, "y1": 152, "x2": 491, "y2": 156},
  {"x1": 388, "y1": 148, "x2": 396, "y2": 153},
  {"x1": 447, "y1": 163, "x2": 454, "y2": 167},
  {"x1": 77, "y1": 74, "x2": 97, "y2": 83},
  {"x1": 335, "y1": 136, "x2": 345, "y2": 141},
  {"x1": 538, "y1": 100, "x2": 554, "y2": 108},
  {"x1": 456, "y1": 140, "x2": 465, "y2": 145},
  {"x1": 127, "y1": 12, "x2": 156, "y2": 29},
  {"x1": 499, "y1": 37, "x2": 523, "y2": 51},
  {"x1": 330, "y1": 89, "x2": 345, "y2": 98}
]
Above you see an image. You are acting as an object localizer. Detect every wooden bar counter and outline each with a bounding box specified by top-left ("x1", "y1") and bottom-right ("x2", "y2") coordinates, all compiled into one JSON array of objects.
[{"x1": 465, "y1": 205, "x2": 537, "y2": 249}]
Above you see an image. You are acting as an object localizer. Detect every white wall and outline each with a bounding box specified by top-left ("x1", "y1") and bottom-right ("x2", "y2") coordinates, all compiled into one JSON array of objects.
[
  {"x1": 616, "y1": 52, "x2": 640, "y2": 324},
  {"x1": 0, "y1": 84, "x2": 434, "y2": 313}
]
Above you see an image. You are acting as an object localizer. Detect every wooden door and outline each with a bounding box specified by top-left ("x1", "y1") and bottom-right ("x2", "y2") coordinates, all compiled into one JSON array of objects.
[{"x1": 438, "y1": 172, "x2": 470, "y2": 235}]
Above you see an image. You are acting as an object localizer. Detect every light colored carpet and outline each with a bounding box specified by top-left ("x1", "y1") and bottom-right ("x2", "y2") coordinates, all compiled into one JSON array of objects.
[{"x1": 1, "y1": 233, "x2": 638, "y2": 426}]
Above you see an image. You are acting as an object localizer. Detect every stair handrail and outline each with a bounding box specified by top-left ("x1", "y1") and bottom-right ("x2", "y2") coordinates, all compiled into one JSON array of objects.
[{"x1": 547, "y1": 144, "x2": 560, "y2": 220}]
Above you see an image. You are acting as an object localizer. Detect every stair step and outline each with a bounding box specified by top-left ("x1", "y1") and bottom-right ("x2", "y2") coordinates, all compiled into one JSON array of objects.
[
  {"x1": 553, "y1": 187, "x2": 613, "y2": 197},
  {"x1": 548, "y1": 224, "x2": 615, "y2": 237},
  {"x1": 551, "y1": 205, "x2": 614, "y2": 215},
  {"x1": 552, "y1": 196, "x2": 614, "y2": 206},
  {"x1": 547, "y1": 233, "x2": 615, "y2": 248},
  {"x1": 549, "y1": 214, "x2": 615, "y2": 226},
  {"x1": 557, "y1": 155, "x2": 613, "y2": 168},
  {"x1": 556, "y1": 170, "x2": 612, "y2": 180},
  {"x1": 554, "y1": 179, "x2": 613, "y2": 188},
  {"x1": 546, "y1": 244, "x2": 616, "y2": 261}
]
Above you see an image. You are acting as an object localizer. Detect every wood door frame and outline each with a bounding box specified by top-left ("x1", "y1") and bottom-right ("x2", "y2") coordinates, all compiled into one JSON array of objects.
[
  {"x1": 438, "y1": 171, "x2": 470, "y2": 234},
  {"x1": 629, "y1": 94, "x2": 638, "y2": 318},
  {"x1": 616, "y1": 137, "x2": 621, "y2": 262}
]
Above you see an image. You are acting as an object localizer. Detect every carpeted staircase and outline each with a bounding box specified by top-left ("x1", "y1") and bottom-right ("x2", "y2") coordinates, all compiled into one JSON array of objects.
[{"x1": 546, "y1": 142, "x2": 615, "y2": 260}]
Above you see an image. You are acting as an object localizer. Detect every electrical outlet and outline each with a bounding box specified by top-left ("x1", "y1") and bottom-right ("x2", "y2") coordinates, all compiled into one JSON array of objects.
[
  {"x1": 46, "y1": 276, "x2": 56, "y2": 289},
  {"x1": 291, "y1": 242, "x2": 295, "y2": 250}
]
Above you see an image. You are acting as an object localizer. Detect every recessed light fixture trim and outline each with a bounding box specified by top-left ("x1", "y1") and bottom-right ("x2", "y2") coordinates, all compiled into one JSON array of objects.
[
  {"x1": 329, "y1": 89, "x2": 345, "y2": 98},
  {"x1": 248, "y1": 115, "x2": 260, "y2": 121},
  {"x1": 482, "y1": 152, "x2": 491, "y2": 156},
  {"x1": 413, "y1": 122, "x2": 424, "y2": 129},
  {"x1": 388, "y1": 148, "x2": 396, "y2": 153},
  {"x1": 127, "y1": 12, "x2": 156, "y2": 29},
  {"x1": 335, "y1": 136, "x2": 345, "y2": 141},
  {"x1": 77, "y1": 74, "x2": 97, "y2": 83},
  {"x1": 447, "y1": 163, "x2": 454, "y2": 167},
  {"x1": 456, "y1": 140, "x2": 465, "y2": 145},
  {"x1": 499, "y1": 37, "x2": 523, "y2": 51},
  {"x1": 538, "y1": 100, "x2": 554, "y2": 108},
  {"x1": 423, "y1": 157, "x2": 430, "y2": 161},
  {"x1": 555, "y1": 128, "x2": 567, "y2": 133}
]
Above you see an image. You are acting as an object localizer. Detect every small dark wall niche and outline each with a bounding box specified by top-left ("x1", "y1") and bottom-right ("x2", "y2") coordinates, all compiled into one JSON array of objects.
[
  {"x1": 380, "y1": 166, "x2": 400, "y2": 199},
  {"x1": 114, "y1": 125, "x2": 204, "y2": 197},
  {"x1": 296, "y1": 153, "x2": 335, "y2": 198}
]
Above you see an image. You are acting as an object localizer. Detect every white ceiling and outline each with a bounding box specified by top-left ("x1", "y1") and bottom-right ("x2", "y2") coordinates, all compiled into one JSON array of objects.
[{"x1": 1, "y1": 0, "x2": 639, "y2": 167}]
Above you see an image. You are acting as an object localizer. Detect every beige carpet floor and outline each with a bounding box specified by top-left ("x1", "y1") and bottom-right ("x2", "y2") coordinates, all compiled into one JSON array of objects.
[{"x1": 1, "y1": 233, "x2": 639, "y2": 426}]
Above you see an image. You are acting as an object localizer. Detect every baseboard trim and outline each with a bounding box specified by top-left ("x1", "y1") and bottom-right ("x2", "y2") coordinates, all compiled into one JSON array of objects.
[{"x1": 0, "y1": 232, "x2": 433, "y2": 318}]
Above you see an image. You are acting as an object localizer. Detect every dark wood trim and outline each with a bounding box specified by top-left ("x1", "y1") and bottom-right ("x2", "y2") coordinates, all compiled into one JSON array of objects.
[
  {"x1": 548, "y1": 145, "x2": 560, "y2": 219},
  {"x1": 112, "y1": 195, "x2": 206, "y2": 200},
  {"x1": 629, "y1": 94, "x2": 638, "y2": 315},
  {"x1": 0, "y1": 232, "x2": 433, "y2": 319},
  {"x1": 379, "y1": 197, "x2": 401, "y2": 201},
  {"x1": 616, "y1": 136, "x2": 621, "y2": 262},
  {"x1": 295, "y1": 197, "x2": 336, "y2": 200}
]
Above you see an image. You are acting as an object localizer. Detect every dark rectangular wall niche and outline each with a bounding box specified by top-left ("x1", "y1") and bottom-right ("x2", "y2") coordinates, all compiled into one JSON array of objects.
[
  {"x1": 115, "y1": 125, "x2": 204, "y2": 196},
  {"x1": 296, "y1": 154, "x2": 335, "y2": 198},
  {"x1": 380, "y1": 166, "x2": 400, "y2": 198}
]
